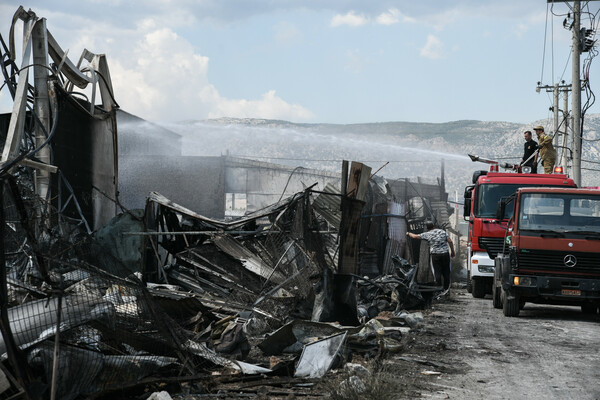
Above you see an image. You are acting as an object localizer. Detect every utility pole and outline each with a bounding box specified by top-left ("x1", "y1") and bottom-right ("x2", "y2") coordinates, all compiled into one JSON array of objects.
[
  {"x1": 553, "y1": 83, "x2": 559, "y2": 140},
  {"x1": 537, "y1": 82, "x2": 571, "y2": 159},
  {"x1": 560, "y1": 88, "x2": 570, "y2": 172},
  {"x1": 571, "y1": 0, "x2": 582, "y2": 186},
  {"x1": 546, "y1": 0, "x2": 596, "y2": 185}
]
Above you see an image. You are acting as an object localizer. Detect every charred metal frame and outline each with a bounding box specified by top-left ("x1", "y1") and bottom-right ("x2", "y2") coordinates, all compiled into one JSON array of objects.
[{"x1": 1, "y1": 6, "x2": 119, "y2": 234}]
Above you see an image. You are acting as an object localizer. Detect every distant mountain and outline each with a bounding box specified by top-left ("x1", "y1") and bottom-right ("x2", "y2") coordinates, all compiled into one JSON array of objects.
[{"x1": 161, "y1": 115, "x2": 600, "y2": 202}]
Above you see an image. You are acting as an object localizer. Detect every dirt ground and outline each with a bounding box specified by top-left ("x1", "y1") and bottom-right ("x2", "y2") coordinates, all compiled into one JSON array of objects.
[{"x1": 390, "y1": 289, "x2": 600, "y2": 400}]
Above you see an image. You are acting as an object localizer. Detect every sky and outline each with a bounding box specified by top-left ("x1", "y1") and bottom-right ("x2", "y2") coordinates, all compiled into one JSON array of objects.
[{"x1": 0, "y1": 1, "x2": 599, "y2": 125}]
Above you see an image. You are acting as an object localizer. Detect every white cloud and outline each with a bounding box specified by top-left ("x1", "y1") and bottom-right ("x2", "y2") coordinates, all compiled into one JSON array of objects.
[
  {"x1": 0, "y1": 10, "x2": 313, "y2": 122},
  {"x1": 331, "y1": 11, "x2": 369, "y2": 27},
  {"x1": 420, "y1": 35, "x2": 444, "y2": 59},
  {"x1": 109, "y1": 25, "x2": 313, "y2": 122},
  {"x1": 376, "y1": 8, "x2": 415, "y2": 26},
  {"x1": 206, "y1": 90, "x2": 314, "y2": 120},
  {"x1": 376, "y1": 9, "x2": 399, "y2": 26},
  {"x1": 109, "y1": 25, "x2": 212, "y2": 121}
]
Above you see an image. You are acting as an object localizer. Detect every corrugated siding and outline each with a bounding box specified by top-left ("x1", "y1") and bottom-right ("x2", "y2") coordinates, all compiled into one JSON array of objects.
[
  {"x1": 382, "y1": 201, "x2": 407, "y2": 275},
  {"x1": 312, "y1": 183, "x2": 342, "y2": 229}
]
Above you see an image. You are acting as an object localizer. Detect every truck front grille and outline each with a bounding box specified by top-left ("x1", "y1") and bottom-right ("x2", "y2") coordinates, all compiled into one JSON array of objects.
[
  {"x1": 478, "y1": 237, "x2": 505, "y2": 259},
  {"x1": 518, "y1": 249, "x2": 600, "y2": 274}
]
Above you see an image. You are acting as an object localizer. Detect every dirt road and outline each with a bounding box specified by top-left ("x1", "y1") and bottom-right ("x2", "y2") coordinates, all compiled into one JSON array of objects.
[{"x1": 393, "y1": 289, "x2": 600, "y2": 400}]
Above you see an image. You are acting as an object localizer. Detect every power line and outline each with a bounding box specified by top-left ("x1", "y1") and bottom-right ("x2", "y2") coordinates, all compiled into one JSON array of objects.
[
  {"x1": 581, "y1": 158, "x2": 600, "y2": 165},
  {"x1": 541, "y1": 2, "x2": 550, "y2": 84}
]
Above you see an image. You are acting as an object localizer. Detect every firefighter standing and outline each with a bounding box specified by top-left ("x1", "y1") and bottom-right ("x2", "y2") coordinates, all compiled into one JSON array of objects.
[
  {"x1": 521, "y1": 130, "x2": 538, "y2": 173},
  {"x1": 534, "y1": 126, "x2": 556, "y2": 174}
]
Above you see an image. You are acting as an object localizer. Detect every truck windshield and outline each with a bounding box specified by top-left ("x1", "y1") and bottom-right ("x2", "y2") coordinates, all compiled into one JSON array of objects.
[
  {"x1": 475, "y1": 184, "x2": 528, "y2": 218},
  {"x1": 519, "y1": 193, "x2": 600, "y2": 233}
]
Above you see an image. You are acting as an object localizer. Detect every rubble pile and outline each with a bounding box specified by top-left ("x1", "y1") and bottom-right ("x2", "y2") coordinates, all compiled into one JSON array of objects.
[
  {"x1": 0, "y1": 7, "x2": 453, "y2": 398},
  {"x1": 0, "y1": 178, "x2": 431, "y2": 398}
]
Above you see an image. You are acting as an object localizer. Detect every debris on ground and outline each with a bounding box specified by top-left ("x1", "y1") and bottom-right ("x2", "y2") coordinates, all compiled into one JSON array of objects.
[{"x1": 0, "y1": 7, "x2": 458, "y2": 399}]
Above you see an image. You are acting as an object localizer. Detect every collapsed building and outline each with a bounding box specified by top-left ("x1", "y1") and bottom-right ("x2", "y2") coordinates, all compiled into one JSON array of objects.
[{"x1": 0, "y1": 7, "x2": 457, "y2": 399}]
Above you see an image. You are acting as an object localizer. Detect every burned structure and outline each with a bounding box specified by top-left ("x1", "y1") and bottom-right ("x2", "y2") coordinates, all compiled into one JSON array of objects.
[{"x1": 0, "y1": 7, "x2": 456, "y2": 399}]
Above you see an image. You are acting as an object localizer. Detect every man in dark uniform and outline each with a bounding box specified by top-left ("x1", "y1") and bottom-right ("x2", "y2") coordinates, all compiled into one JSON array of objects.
[{"x1": 521, "y1": 130, "x2": 538, "y2": 173}]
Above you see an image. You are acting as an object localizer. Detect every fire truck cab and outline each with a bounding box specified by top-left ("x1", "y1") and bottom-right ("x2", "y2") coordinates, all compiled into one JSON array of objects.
[
  {"x1": 494, "y1": 187, "x2": 600, "y2": 317},
  {"x1": 464, "y1": 167, "x2": 575, "y2": 299}
]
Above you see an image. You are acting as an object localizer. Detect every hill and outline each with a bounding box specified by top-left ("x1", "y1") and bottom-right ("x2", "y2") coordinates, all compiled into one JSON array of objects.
[{"x1": 159, "y1": 116, "x2": 600, "y2": 202}]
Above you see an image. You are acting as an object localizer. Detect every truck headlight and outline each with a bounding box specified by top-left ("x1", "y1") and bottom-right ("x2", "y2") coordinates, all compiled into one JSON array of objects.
[
  {"x1": 513, "y1": 276, "x2": 537, "y2": 287},
  {"x1": 478, "y1": 265, "x2": 494, "y2": 273}
]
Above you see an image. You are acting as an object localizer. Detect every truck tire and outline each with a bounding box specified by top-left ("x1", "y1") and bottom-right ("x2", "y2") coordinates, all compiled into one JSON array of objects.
[
  {"x1": 581, "y1": 303, "x2": 597, "y2": 314},
  {"x1": 466, "y1": 271, "x2": 472, "y2": 293},
  {"x1": 502, "y1": 288, "x2": 520, "y2": 317},
  {"x1": 492, "y1": 281, "x2": 502, "y2": 309},
  {"x1": 472, "y1": 278, "x2": 485, "y2": 299}
]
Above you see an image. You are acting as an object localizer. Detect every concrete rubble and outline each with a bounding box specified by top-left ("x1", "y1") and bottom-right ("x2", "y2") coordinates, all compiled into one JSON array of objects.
[{"x1": 0, "y1": 7, "x2": 456, "y2": 399}]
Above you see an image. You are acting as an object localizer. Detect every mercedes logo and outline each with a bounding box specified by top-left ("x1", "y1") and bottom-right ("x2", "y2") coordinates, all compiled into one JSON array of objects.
[{"x1": 564, "y1": 254, "x2": 577, "y2": 268}]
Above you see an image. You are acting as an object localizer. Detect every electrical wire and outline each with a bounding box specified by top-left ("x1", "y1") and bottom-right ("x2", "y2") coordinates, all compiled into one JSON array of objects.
[
  {"x1": 277, "y1": 166, "x2": 305, "y2": 203},
  {"x1": 581, "y1": 158, "x2": 600, "y2": 165},
  {"x1": 0, "y1": 63, "x2": 55, "y2": 94},
  {"x1": 552, "y1": 3, "x2": 555, "y2": 84},
  {"x1": 541, "y1": 2, "x2": 550, "y2": 84},
  {"x1": 559, "y1": 50, "x2": 572, "y2": 83},
  {"x1": 0, "y1": 62, "x2": 120, "y2": 114}
]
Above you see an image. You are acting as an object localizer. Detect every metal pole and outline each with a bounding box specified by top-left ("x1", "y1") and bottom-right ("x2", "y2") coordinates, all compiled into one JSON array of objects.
[
  {"x1": 50, "y1": 293, "x2": 62, "y2": 400},
  {"x1": 32, "y1": 19, "x2": 51, "y2": 213},
  {"x1": 572, "y1": 0, "x2": 582, "y2": 186},
  {"x1": 553, "y1": 83, "x2": 559, "y2": 146},
  {"x1": 561, "y1": 89, "x2": 570, "y2": 172}
]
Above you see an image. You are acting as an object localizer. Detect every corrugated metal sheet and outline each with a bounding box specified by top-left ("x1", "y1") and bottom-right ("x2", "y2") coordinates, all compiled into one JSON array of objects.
[
  {"x1": 359, "y1": 252, "x2": 379, "y2": 277},
  {"x1": 381, "y1": 200, "x2": 407, "y2": 275},
  {"x1": 382, "y1": 240, "x2": 404, "y2": 275},
  {"x1": 322, "y1": 233, "x2": 339, "y2": 270},
  {"x1": 147, "y1": 191, "x2": 301, "y2": 230},
  {"x1": 387, "y1": 202, "x2": 406, "y2": 240},
  {"x1": 430, "y1": 200, "x2": 450, "y2": 227},
  {"x1": 212, "y1": 235, "x2": 286, "y2": 284},
  {"x1": 312, "y1": 183, "x2": 342, "y2": 228}
]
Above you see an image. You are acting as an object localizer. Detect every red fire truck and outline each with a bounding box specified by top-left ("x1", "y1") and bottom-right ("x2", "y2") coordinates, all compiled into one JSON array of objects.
[
  {"x1": 463, "y1": 164, "x2": 576, "y2": 298},
  {"x1": 493, "y1": 187, "x2": 600, "y2": 316}
]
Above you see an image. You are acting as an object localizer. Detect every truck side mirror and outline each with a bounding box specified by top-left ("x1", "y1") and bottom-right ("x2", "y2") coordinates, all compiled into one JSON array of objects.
[
  {"x1": 496, "y1": 196, "x2": 508, "y2": 220},
  {"x1": 463, "y1": 186, "x2": 474, "y2": 220}
]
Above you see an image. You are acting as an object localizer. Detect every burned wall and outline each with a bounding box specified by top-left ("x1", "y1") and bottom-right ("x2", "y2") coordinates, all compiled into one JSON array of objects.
[
  {"x1": 119, "y1": 155, "x2": 226, "y2": 218},
  {"x1": 224, "y1": 156, "x2": 341, "y2": 213},
  {"x1": 50, "y1": 91, "x2": 119, "y2": 230},
  {"x1": 0, "y1": 93, "x2": 118, "y2": 231}
]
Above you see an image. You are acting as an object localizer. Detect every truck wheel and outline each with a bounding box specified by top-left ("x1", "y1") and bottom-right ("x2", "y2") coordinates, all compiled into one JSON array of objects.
[
  {"x1": 492, "y1": 281, "x2": 502, "y2": 309},
  {"x1": 472, "y1": 278, "x2": 485, "y2": 299},
  {"x1": 466, "y1": 272, "x2": 472, "y2": 293},
  {"x1": 581, "y1": 303, "x2": 597, "y2": 314},
  {"x1": 502, "y1": 288, "x2": 520, "y2": 317}
]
